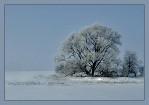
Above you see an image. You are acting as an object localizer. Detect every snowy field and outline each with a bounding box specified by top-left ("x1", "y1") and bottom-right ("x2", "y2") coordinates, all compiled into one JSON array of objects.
[{"x1": 5, "y1": 71, "x2": 144, "y2": 100}]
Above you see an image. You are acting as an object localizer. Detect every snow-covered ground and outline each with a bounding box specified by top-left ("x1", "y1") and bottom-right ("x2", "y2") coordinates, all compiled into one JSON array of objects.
[{"x1": 5, "y1": 71, "x2": 144, "y2": 100}]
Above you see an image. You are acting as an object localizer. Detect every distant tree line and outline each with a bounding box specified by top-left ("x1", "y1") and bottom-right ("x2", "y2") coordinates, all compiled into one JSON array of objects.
[{"x1": 54, "y1": 23, "x2": 144, "y2": 77}]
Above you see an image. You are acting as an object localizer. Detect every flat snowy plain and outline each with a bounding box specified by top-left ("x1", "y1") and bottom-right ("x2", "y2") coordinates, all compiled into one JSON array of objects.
[{"x1": 5, "y1": 71, "x2": 144, "y2": 100}]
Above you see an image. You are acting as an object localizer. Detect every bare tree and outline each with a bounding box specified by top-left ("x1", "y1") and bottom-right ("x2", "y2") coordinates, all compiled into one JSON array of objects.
[
  {"x1": 55, "y1": 23, "x2": 121, "y2": 76},
  {"x1": 122, "y1": 51, "x2": 138, "y2": 77},
  {"x1": 138, "y1": 60, "x2": 144, "y2": 76}
]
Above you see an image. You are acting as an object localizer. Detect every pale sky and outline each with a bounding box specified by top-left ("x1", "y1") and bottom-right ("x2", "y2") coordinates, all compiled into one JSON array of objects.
[{"x1": 5, "y1": 5, "x2": 144, "y2": 71}]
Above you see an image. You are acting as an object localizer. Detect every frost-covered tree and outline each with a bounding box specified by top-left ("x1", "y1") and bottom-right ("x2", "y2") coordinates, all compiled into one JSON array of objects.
[
  {"x1": 137, "y1": 60, "x2": 144, "y2": 76},
  {"x1": 122, "y1": 51, "x2": 139, "y2": 77},
  {"x1": 55, "y1": 23, "x2": 121, "y2": 76}
]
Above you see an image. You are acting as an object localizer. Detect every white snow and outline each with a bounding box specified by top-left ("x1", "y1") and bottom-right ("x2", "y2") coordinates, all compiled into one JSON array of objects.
[{"x1": 5, "y1": 71, "x2": 144, "y2": 100}]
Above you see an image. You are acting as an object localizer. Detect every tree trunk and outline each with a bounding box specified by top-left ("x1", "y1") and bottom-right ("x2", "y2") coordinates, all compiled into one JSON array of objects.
[
  {"x1": 91, "y1": 61, "x2": 97, "y2": 77},
  {"x1": 91, "y1": 70, "x2": 95, "y2": 77}
]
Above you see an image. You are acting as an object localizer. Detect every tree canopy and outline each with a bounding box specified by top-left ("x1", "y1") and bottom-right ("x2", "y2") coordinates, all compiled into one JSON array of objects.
[{"x1": 55, "y1": 23, "x2": 122, "y2": 76}]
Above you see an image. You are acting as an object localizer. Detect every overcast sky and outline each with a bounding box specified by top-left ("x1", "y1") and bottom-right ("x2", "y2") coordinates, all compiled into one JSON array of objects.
[{"x1": 5, "y1": 5, "x2": 144, "y2": 71}]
